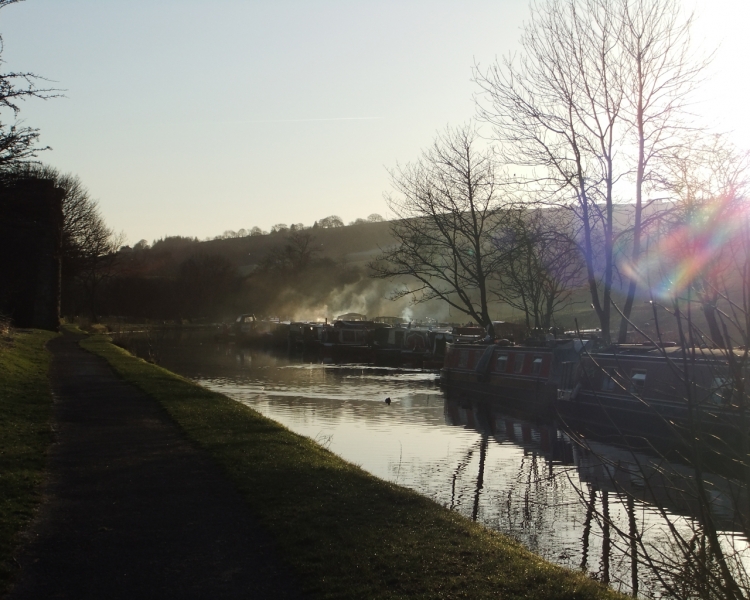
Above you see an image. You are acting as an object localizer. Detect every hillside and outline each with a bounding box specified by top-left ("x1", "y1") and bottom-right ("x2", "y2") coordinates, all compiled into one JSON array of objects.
[
  {"x1": 104, "y1": 206, "x2": 735, "y2": 342},
  {"x1": 211, "y1": 220, "x2": 395, "y2": 270},
  {"x1": 109, "y1": 221, "x2": 432, "y2": 324}
]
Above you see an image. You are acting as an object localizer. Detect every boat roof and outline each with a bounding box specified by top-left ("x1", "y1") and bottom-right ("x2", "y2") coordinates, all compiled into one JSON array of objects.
[{"x1": 593, "y1": 344, "x2": 746, "y2": 360}]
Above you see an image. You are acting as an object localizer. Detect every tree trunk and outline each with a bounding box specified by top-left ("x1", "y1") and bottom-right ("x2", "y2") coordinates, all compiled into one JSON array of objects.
[
  {"x1": 702, "y1": 302, "x2": 726, "y2": 348},
  {"x1": 618, "y1": 53, "x2": 646, "y2": 343}
]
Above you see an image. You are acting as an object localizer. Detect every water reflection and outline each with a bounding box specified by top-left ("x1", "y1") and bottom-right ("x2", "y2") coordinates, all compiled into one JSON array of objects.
[
  {"x1": 444, "y1": 392, "x2": 750, "y2": 595},
  {"x1": 115, "y1": 330, "x2": 750, "y2": 598}
]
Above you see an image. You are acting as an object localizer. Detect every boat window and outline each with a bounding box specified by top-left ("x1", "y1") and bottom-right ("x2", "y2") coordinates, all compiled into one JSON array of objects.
[
  {"x1": 496, "y1": 354, "x2": 508, "y2": 372},
  {"x1": 601, "y1": 368, "x2": 619, "y2": 392},
  {"x1": 514, "y1": 353, "x2": 525, "y2": 373},
  {"x1": 710, "y1": 377, "x2": 732, "y2": 405},
  {"x1": 630, "y1": 369, "x2": 647, "y2": 394},
  {"x1": 532, "y1": 357, "x2": 543, "y2": 376}
]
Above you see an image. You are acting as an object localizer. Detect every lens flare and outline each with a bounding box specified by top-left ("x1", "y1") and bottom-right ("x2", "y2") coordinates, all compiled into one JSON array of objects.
[{"x1": 621, "y1": 195, "x2": 748, "y2": 300}]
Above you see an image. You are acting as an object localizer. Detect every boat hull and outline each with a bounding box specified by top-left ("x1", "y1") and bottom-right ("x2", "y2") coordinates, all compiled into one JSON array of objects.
[{"x1": 440, "y1": 343, "x2": 559, "y2": 415}]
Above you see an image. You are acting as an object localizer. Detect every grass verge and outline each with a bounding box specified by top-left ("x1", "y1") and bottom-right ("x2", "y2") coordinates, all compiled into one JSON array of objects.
[
  {"x1": 81, "y1": 333, "x2": 624, "y2": 600},
  {"x1": 0, "y1": 329, "x2": 57, "y2": 593}
]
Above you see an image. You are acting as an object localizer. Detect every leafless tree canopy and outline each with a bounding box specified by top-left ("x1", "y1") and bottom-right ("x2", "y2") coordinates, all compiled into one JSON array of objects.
[
  {"x1": 371, "y1": 124, "x2": 508, "y2": 331},
  {"x1": 0, "y1": 0, "x2": 60, "y2": 167},
  {"x1": 475, "y1": 0, "x2": 705, "y2": 343},
  {"x1": 493, "y1": 206, "x2": 585, "y2": 329},
  {"x1": 260, "y1": 230, "x2": 318, "y2": 273}
]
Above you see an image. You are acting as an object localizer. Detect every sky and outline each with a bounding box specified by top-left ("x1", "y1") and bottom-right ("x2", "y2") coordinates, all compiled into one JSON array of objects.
[{"x1": 2, "y1": 0, "x2": 749, "y2": 244}]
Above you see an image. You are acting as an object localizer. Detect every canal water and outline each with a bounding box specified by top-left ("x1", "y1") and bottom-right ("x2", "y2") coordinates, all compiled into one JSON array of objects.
[{"x1": 117, "y1": 329, "x2": 750, "y2": 598}]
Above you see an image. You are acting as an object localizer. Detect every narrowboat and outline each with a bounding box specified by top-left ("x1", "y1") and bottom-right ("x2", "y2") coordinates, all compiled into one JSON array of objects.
[
  {"x1": 555, "y1": 344, "x2": 750, "y2": 461},
  {"x1": 319, "y1": 319, "x2": 382, "y2": 363},
  {"x1": 288, "y1": 321, "x2": 329, "y2": 353},
  {"x1": 441, "y1": 338, "x2": 590, "y2": 415},
  {"x1": 372, "y1": 326, "x2": 453, "y2": 369}
]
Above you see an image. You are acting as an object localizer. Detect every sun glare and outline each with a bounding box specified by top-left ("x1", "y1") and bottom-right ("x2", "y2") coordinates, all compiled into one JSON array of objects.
[{"x1": 623, "y1": 193, "x2": 749, "y2": 299}]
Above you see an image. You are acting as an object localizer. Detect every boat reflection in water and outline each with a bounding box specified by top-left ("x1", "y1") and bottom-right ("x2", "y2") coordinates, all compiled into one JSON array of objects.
[
  {"x1": 114, "y1": 330, "x2": 750, "y2": 598},
  {"x1": 444, "y1": 391, "x2": 750, "y2": 598}
]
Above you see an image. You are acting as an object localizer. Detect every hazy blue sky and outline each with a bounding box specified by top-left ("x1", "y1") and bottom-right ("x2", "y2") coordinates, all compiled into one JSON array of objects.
[{"x1": 3, "y1": 0, "x2": 749, "y2": 243}]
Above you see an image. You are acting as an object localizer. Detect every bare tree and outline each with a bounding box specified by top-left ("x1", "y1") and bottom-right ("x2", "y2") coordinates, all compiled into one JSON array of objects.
[
  {"x1": 615, "y1": 0, "x2": 707, "y2": 343},
  {"x1": 0, "y1": 0, "x2": 59, "y2": 168},
  {"x1": 561, "y1": 174, "x2": 750, "y2": 597},
  {"x1": 493, "y1": 206, "x2": 585, "y2": 329},
  {"x1": 651, "y1": 134, "x2": 750, "y2": 347},
  {"x1": 476, "y1": 0, "x2": 626, "y2": 342},
  {"x1": 476, "y1": 0, "x2": 705, "y2": 344},
  {"x1": 370, "y1": 124, "x2": 506, "y2": 333},
  {"x1": 260, "y1": 230, "x2": 318, "y2": 273}
]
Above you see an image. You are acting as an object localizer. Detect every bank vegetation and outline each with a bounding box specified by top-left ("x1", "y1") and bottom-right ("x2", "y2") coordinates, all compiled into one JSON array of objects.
[
  {"x1": 0, "y1": 328, "x2": 56, "y2": 593},
  {"x1": 81, "y1": 331, "x2": 624, "y2": 600}
]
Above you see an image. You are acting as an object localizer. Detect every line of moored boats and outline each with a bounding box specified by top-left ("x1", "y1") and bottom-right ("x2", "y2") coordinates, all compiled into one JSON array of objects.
[
  {"x1": 221, "y1": 312, "x2": 520, "y2": 369},
  {"x1": 220, "y1": 312, "x2": 748, "y2": 469}
]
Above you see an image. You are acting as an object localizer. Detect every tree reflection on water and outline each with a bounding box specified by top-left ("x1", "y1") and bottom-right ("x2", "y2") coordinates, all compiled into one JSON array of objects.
[
  {"x1": 444, "y1": 393, "x2": 750, "y2": 598},
  {"x1": 115, "y1": 330, "x2": 750, "y2": 598}
]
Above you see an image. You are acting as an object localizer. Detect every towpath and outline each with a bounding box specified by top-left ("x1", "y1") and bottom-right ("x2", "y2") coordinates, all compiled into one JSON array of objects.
[{"x1": 6, "y1": 331, "x2": 306, "y2": 599}]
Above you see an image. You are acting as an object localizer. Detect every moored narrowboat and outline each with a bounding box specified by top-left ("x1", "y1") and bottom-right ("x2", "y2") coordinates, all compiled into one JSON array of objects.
[
  {"x1": 441, "y1": 339, "x2": 590, "y2": 415},
  {"x1": 372, "y1": 326, "x2": 454, "y2": 368},
  {"x1": 556, "y1": 345, "x2": 750, "y2": 460},
  {"x1": 319, "y1": 319, "x2": 381, "y2": 363}
]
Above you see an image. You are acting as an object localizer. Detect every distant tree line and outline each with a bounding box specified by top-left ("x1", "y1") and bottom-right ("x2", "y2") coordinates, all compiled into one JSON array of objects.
[
  {"x1": 90, "y1": 227, "x2": 373, "y2": 322},
  {"x1": 204, "y1": 213, "x2": 384, "y2": 241}
]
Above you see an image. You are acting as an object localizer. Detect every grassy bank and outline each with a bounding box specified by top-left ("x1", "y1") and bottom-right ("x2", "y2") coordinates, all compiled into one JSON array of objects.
[
  {"x1": 82, "y1": 333, "x2": 623, "y2": 600},
  {"x1": 0, "y1": 329, "x2": 57, "y2": 592}
]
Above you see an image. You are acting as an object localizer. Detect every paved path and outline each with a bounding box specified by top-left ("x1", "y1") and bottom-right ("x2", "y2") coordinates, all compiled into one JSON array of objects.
[{"x1": 7, "y1": 332, "x2": 306, "y2": 599}]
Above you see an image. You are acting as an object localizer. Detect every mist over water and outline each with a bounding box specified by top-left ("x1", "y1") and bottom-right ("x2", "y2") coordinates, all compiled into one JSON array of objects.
[{"x1": 268, "y1": 275, "x2": 455, "y2": 323}]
